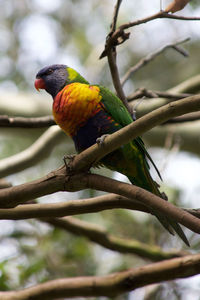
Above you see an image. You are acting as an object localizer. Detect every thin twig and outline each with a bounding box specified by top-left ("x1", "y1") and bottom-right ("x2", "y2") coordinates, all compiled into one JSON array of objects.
[
  {"x1": 121, "y1": 38, "x2": 190, "y2": 86},
  {"x1": 120, "y1": 11, "x2": 200, "y2": 31},
  {"x1": 110, "y1": 0, "x2": 123, "y2": 33},
  {"x1": 100, "y1": 11, "x2": 200, "y2": 58},
  {"x1": 127, "y1": 88, "x2": 191, "y2": 101}
]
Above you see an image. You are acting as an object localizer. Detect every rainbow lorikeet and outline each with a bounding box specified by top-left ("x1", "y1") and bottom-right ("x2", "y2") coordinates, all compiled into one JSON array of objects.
[{"x1": 35, "y1": 64, "x2": 188, "y2": 245}]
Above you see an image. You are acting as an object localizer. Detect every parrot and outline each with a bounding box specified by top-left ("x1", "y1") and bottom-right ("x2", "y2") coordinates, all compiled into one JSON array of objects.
[{"x1": 34, "y1": 64, "x2": 189, "y2": 245}]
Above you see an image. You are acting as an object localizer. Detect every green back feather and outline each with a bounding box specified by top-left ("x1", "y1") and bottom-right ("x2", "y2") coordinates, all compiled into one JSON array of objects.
[{"x1": 99, "y1": 86, "x2": 162, "y2": 180}]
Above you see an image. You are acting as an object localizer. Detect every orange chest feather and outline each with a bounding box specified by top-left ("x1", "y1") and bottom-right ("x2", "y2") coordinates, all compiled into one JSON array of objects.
[{"x1": 53, "y1": 83, "x2": 102, "y2": 136}]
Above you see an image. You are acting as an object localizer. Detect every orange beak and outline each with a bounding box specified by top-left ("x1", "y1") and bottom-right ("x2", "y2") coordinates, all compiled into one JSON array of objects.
[{"x1": 34, "y1": 78, "x2": 46, "y2": 91}]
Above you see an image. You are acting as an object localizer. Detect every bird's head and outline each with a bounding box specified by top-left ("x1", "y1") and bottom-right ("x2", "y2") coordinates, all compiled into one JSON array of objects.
[{"x1": 35, "y1": 64, "x2": 88, "y2": 98}]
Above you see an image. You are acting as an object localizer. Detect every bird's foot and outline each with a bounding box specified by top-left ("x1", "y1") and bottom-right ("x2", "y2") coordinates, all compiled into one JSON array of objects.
[
  {"x1": 63, "y1": 154, "x2": 76, "y2": 173},
  {"x1": 96, "y1": 134, "x2": 109, "y2": 146}
]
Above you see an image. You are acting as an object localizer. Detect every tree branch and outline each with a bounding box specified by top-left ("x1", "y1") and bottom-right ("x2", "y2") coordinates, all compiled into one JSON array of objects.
[
  {"x1": 0, "y1": 126, "x2": 63, "y2": 178},
  {"x1": 0, "y1": 115, "x2": 55, "y2": 128},
  {"x1": 100, "y1": 11, "x2": 200, "y2": 59},
  {"x1": 70, "y1": 94, "x2": 200, "y2": 172},
  {"x1": 143, "y1": 121, "x2": 200, "y2": 156},
  {"x1": 43, "y1": 216, "x2": 188, "y2": 261},
  {"x1": 0, "y1": 170, "x2": 200, "y2": 234},
  {"x1": 87, "y1": 174, "x2": 200, "y2": 234},
  {"x1": 1, "y1": 253, "x2": 200, "y2": 299},
  {"x1": 132, "y1": 75, "x2": 200, "y2": 118},
  {"x1": 163, "y1": 112, "x2": 200, "y2": 124},
  {"x1": 121, "y1": 38, "x2": 190, "y2": 86},
  {"x1": 0, "y1": 194, "x2": 148, "y2": 218},
  {"x1": 120, "y1": 11, "x2": 200, "y2": 30},
  {"x1": 128, "y1": 88, "x2": 192, "y2": 101},
  {"x1": 110, "y1": 0, "x2": 123, "y2": 33},
  {"x1": 1, "y1": 96, "x2": 200, "y2": 232},
  {"x1": 0, "y1": 179, "x2": 12, "y2": 189},
  {"x1": 101, "y1": 0, "x2": 133, "y2": 117},
  {"x1": 107, "y1": 50, "x2": 132, "y2": 115}
]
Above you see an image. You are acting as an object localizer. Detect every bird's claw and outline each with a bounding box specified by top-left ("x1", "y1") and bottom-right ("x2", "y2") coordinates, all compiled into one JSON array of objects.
[
  {"x1": 63, "y1": 154, "x2": 76, "y2": 172},
  {"x1": 96, "y1": 134, "x2": 109, "y2": 146}
]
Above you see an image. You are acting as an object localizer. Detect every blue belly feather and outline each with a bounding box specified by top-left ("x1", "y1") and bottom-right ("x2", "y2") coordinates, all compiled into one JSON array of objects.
[{"x1": 72, "y1": 110, "x2": 120, "y2": 153}]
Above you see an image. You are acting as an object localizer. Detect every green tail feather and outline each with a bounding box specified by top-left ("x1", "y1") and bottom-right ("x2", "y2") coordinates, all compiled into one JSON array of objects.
[{"x1": 128, "y1": 173, "x2": 190, "y2": 246}]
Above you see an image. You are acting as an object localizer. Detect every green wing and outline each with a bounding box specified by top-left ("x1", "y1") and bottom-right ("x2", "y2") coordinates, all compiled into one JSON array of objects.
[
  {"x1": 99, "y1": 86, "x2": 133, "y2": 126},
  {"x1": 99, "y1": 86, "x2": 189, "y2": 246},
  {"x1": 99, "y1": 86, "x2": 162, "y2": 179}
]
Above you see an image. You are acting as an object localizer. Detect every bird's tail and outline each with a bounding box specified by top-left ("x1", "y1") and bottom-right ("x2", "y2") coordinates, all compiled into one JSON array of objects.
[{"x1": 128, "y1": 167, "x2": 189, "y2": 246}]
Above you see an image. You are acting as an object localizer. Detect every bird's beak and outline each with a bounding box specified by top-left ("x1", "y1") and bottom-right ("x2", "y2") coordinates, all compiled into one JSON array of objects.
[{"x1": 34, "y1": 78, "x2": 46, "y2": 91}]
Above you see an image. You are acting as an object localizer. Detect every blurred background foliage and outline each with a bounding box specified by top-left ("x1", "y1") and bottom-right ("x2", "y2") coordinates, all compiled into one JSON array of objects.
[{"x1": 0, "y1": 0, "x2": 200, "y2": 299}]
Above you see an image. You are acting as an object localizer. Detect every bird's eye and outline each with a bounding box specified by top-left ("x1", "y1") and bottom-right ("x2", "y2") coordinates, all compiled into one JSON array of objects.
[{"x1": 46, "y1": 69, "x2": 54, "y2": 75}]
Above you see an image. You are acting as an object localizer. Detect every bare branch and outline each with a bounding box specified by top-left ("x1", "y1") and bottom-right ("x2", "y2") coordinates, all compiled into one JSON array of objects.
[
  {"x1": 129, "y1": 75, "x2": 200, "y2": 118},
  {"x1": 107, "y1": 50, "x2": 133, "y2": 116},
  {"x1": 128, "y1": 88, "x2": 191, "y2": 101},
  {"x1": 100, "y1": 11, "x2": 200, "y2": 59},
  {"x1": 120, "y1": 11, "x2": 200, "y2": 30},
  {"x1": 110, "y1": 0, "x2": 123, "y2": 33},
  {"x1": 163, "y1": 112, "x2": 200, "y2": 124},
  {"x1": 100, "y1": 0, "x2": 133, "y2": 117},
  {"x1": 0, "y1": 115, "x2": 55, "y2": 128},
  {"x1": 1, "y1": 253, "x2": 200, "y2": 299},
  {"x1": 44, "y1": 216, "x2": 188, "y2": 261},
  {"x1": 122, "y1": 38, "x2": 190, "y2": 86},
  {"x1": 1, "y1": 169, "x2": 200, "y2": 234},
  {"x1": 0, "y1": 194, "x2": 148, "y2": 218},
  {"x1": 0, "y1": 179, "x2": 12, "y2": 189},
  {"x1": 143, "y1": 121, "x2": 200, "y2": 156},
  {"x1": 87, "y1": 174, "x2": 200, "y2": 234},
  {"x1": 169, "y1": 75, "x2": 200, "y2": 94},
  {"x1": 1, "y1": 96, "x2": 200, "y2": 233},
  {"x1": 0, "y1": 126, "x2": 63, "y2": 178},
  {"x1": 70, "y1": 94, "x2": 200, "y2": 172},
  {"x1": 185, "y1": 208, "x2": 200, "y2": 219}
]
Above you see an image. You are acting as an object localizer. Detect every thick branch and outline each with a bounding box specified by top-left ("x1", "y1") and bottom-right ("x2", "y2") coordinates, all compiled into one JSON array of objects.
[
  {"x1": 0, "y1": 179, "x2": 12, "y2": 189},
  {"x1": 1, "y1": 253, "x2": 200, "y2": 299},
  {"x1": 1, "y1": 96, "x2": 200, "y2": 232},
  {"x1": 0, "y1": 170, "x2": 200, "y2": 234},
  {"x1": 87, "y1": 174, "x2": 200, "y2": 234},
  {"x1": 70, "y1": 94, "x2": 200, "y2": 172},
  {"x1": 0, "y1": 194, "x2": 148, "y2": 218}
]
